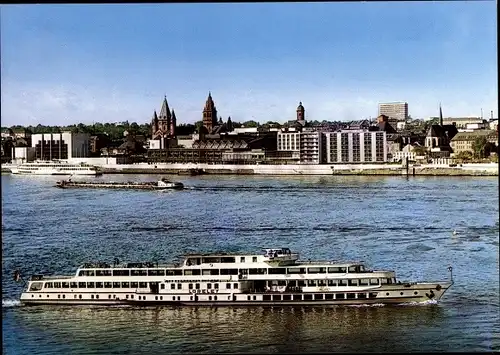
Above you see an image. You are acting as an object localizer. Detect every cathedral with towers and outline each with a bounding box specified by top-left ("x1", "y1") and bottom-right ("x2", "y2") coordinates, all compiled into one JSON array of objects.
[{"x1": 151, "y1": 96, "x2": 177, "y2": 140}]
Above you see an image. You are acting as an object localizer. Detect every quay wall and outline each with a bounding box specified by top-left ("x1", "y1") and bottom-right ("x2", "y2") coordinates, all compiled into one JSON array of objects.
[{"x1": 97, "y1": 162, "x2": 498, "y2": 176}]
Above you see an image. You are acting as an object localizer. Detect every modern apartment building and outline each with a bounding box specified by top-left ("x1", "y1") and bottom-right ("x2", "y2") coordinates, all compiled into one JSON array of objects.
[
  {"x1": 324, "y1": 130, "x2": 387, "y2": 163},
  {"x1": 299, "y1": 129, "x2": 323, "y2": 164},
  {"x1": 31, "y1": 132, "x2": 90, "y2": 160},
  {"x1": 378, "y1": 102, "x2": 408, "y2": 122}
]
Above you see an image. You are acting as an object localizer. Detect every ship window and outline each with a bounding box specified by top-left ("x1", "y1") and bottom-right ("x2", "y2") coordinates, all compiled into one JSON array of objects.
[
  {"x1": 338, "y1": 280, "x2": 347, "y2": 287},
  {"x1": 348, "y1": 266, "x2": 358, "y2": 273},
  {"x1": 381, "y1": 278, "x2": 388, "y2": 284},
  {"x1": 79, "y1": 295, "x2": 82, "y2": 299},
  {"x1": 220, "y1": 269, "x2": 238, "y2": 275},
  {"x1": 370, "y1": 279, "x2": 379, "y2": 285},
  {"x1": 369, "y1": 292, "x2": 378, "y2": 299},
  {"x1": 54, "y1": 282, "x2": 61, "y2": 288},
  {"x1": 325, "y1": 293, "x2": 334, "y2": 300},
  {"x1": 139, "y1": 282, "x2": 148, "y2": 288},
  {"x1": 359, "y1": 279, "x2": 369, "y2": 286},
  {"x1": 248, "y1": 268, "x2": 267, "y2": 275},
  {"x1": 177, "y1": 284, "x2": 182, "y2": 289},
  {"x1": 160, "y1": 284, "x2": 165, "y2": 289},
  {"x1": 87, "y1": 282, "x2": 95, "y2": 288},
  {"x1": 62, "y1": 295, "x2": 66, "y2": 299},
  {"x1": 96, "y1": 295, "x2": 99, "y2": 299},
  {"x1": 122, "y1": 282, "x2": 130, "y2": 288},
  {"x1": 240, "y1": 257, "x2": 245, "y2": 263},
  {"x1": 327, "y1": 280, "x2": 337, "y2": 286},
  {"x1": 328, "y1": 267, "x2": 342, "y2": 273},
  {"x1": 307, "y1": 280, "x2": 317, "y2": 286},
  {"x1": 214, "y1": 283, "x2": 219, "y2": 289},
  {"x1": 113, "y1": 282, "x2": 121, "y2": 288},
  {"x1": 347, "y1": 293, "x2": 356, "y2": 299},
  {"x1": 113, "y1": 270, "x2": 130, "y2": 276},
  {"x1": 307, "y1": 267, "x2": 326, "y2": 274},
  {"x1": 272, "y1": 295, "x2": 281, "y2": 301},
  {"x1": 104, "y1": 282, "x2": 112, "y2": 288},
  {"x1": 221, "y1": 257, "x2": 236, "y2": 263},
  {"x1": 252, "y1": 257, "x2": 257, "y2": 262},
  {"x1": 226, "y1": 283, "x2": 231, "y2": 289},
  {"x1": 45, "y1": 282, "x2": 53, "y2": 288},
  {"x1": 268, "y1": 268, "x2": 287, "y2": 274},
  {"x1": 202, "y1": 257, "x2": 220, "y2": 264},
  {"x1": 29, "y1": 282, "x2": 43, "y2": 291},
  {"x1": 214, "y1": 296, "x2": 218, "y2": 300},
  {"x1": 358, "y1": 293, "x2": 367, "y2": 299},
  {"x1": 263, "y1": 295, "x2": 272, "y2": 301},
  {"x1": 314, "y1": 294, "x2": 324, "y2": 300},
  {"x1": 247, "y1": 296, "x2": 251, "y2": 301},
  {"x1": 96, "y1": 270, "x2": 112, "y2": 276},
  {"x1": 287, "y1": 267, "x2": 306, "y2": 274},
  {"x1": 131, "y1": 282, "x2": 138, "y2": 288},
  {"x1": 283, "y1": 294, "x2": 291, "y2": 301},
  {"x1": 171, "y1": 284, "x2": 175, "y2": 290},
  {"x1": 184, "y1": 269, "x2": 201, "y2": 276},
  {"x1": 207, "y1": 283, "x2": 212, "y2": 289},
  {"x1": 62, "y1": 282, "x2": 70, "y2": 288},
  {"x1": 78, "y1": 282, "x2": 86, "y2": 288},
  {"x1": 166, "y1": 269, "x2": 183, "y2": 276},
  {"x1": 298, "y1": 280, "x2": 306, "y2": 287},
  {"x1": 304, "y1": 294, "x2": 313, "y2": 301},
  {"x1": 293, "y1": 295, "x2": 302, "y2": 301},
  {"x1": 336, "y1": 293, "x2": 345, "y2": 300},
  {"x1": 348, "y1": 279, "x2": 358, "y2": 286},
  {"x1": 386, "y1": 278, "x2": 393, "y2": 284},
  {"x1": 189, "y1": 284, "x2": 193, "y2": 289},
  {"x1": 233, "y1": 283, "x2": 238, "y2": 289},
  {"x1": 195, "y1": 283, "x2": 200, "y2": 289},
  {"x1": 209, "y1": 296, "x2": 212, "y2": 301},
  {"x1": 131, "y1": 269, "x2": 147, "y2": 276},
  {"x1": 318, "y1": 280, "x2": 327, "y2": 287},
  {"x1": 148, "y1": 269, "x2": 165, "y2": 276}
]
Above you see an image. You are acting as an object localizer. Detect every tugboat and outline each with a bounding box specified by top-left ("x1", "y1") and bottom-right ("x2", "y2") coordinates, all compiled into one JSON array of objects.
[
  {"x1": 18, "y1": 247, "x2": 453, "y2": 307},
  {"x1": 55, "y1": 177, "x2": 184, "y2": 190}
]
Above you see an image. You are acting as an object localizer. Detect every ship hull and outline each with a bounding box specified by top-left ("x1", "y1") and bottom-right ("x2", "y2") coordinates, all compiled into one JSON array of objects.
[{"x1": 20, "y1": 282, "x2": 451, "y2": 307}]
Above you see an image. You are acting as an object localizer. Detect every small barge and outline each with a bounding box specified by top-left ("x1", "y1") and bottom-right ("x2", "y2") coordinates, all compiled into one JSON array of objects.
[{"x1": 55, "y1": 178, "x2": 184, "y2": 190}]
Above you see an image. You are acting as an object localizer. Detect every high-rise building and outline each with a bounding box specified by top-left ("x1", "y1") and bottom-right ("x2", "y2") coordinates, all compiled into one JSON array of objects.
[{"x1": 378, "y1": 102, "x2": 408, "y2": 122}]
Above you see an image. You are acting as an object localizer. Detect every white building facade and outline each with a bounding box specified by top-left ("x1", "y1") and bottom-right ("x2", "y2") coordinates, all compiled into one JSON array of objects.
[
  {"x1": 325, "y1": 130, "x2": 387, "y2": 163},
  {"x1": 31, "y1": 132, "x2": 90, "y2": 160},
  {"x1": 299, "y1": 130, "x2": 323, "y2": 164},
  {"x1": 378, "y1": 102, "x2": 408, "y2": 122}
]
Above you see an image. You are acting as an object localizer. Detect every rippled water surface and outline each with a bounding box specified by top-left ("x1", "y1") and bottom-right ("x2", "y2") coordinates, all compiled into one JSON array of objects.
[{"x1": 2, "y1": 174, "x2": 499, "y2": 353}]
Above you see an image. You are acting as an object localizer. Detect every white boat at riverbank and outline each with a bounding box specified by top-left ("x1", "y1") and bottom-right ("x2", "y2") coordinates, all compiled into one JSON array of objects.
[
  {"x1": 18, "y1": 247, "x2": 453, "y2": 307},
  {"x1": 8, "y1": 160, "x2": 101, "y2": 176}
]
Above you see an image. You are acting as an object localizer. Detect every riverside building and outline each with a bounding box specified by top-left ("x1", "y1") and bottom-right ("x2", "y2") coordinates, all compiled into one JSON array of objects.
[
  {"x1": 31, "y1": 132, "x2": 90, "y2": 160},
  {"x1": 324, "y1": 130, "x2": 387, "y2": 163}
]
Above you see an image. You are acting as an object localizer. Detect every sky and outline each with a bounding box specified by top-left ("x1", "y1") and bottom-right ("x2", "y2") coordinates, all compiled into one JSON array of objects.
[{"x1": 0, "y1": 2, "x2": 497, "y2": 127}]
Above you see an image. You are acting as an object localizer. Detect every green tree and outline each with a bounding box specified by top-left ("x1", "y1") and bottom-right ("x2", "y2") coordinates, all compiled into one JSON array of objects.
[
  {"x1": 455, "y1": 151, "x2": 473, "y2": 161},
  {"x1": 242, "y1": 120, "x2": 259, "y2": 127},
  {"x1": 412, "y1": 146, "x2": 428, "y2": 157},
  {"x1": 472, "y1": 136, "x2": 488, "y2": 158}
]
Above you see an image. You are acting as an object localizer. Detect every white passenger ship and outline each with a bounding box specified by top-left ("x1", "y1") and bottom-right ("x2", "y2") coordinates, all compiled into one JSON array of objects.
[
  {"x1": 19, "y1": 248, "x2": 453, "y2": 306},
  {"x1": 10, "y1": 160, "x2": 101, "y2": 176}
]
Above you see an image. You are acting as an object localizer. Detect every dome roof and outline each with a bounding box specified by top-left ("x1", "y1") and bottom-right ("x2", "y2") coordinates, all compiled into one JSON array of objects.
[{"x1": 297, "y1": 102, "x2": 304, "y2": 110}]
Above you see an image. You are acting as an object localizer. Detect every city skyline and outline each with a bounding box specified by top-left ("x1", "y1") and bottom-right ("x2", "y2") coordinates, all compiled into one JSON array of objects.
[{"x1": 1, "y1": 2, "x2": 497, "y2": 127}]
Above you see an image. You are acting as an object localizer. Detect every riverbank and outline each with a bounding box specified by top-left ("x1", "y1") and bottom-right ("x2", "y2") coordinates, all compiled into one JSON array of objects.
[
  {"x1": 2, "y1": 162, "x2": 497, "y2": 176},
  {"x1": 100, "y1": 162, "x2": 498, "y2": 176}
]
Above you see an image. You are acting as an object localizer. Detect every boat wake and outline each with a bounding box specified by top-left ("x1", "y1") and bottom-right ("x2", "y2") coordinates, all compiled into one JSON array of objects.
[
  {"x1": 347, "y1": 303, "x2": 386, "y2": 308},
  {"x1": 2, "y1": 299, "x2": 21, "y2": 308},
  {"x1": 398, "y1": 299, "x2": 438, "y2": 306}
]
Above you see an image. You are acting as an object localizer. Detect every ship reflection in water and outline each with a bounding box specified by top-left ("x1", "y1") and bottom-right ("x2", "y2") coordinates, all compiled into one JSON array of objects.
[{"x1": 6, "y1": 304, "x2": 447, "y2": 353}]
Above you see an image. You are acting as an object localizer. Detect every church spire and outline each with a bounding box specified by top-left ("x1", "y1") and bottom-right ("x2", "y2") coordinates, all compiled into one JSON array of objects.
[
  {"x1": 170, "y1": 109, "x2": 177, "y2": 137},
  {"x1": 439, "y1": 103, "x2": 443, "y2": 126},
  {"x1": 159, "y1": 96, "x2": 172, "y2": 120}
]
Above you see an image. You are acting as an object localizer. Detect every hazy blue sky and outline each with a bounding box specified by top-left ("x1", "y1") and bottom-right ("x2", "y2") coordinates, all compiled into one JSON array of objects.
[{"x1": 1, "y1": 2, "x2": 497, "y2": 126}]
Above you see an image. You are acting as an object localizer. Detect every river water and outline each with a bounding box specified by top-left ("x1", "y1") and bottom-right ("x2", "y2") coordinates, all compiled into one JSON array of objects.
[{"x1": 2, "y1": 174, "x2": 499, "y2": 353}]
